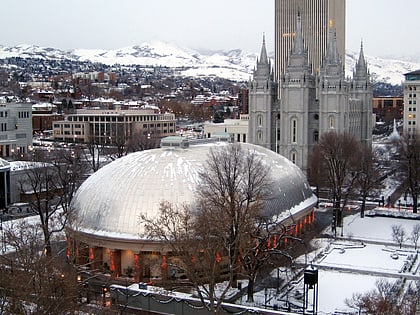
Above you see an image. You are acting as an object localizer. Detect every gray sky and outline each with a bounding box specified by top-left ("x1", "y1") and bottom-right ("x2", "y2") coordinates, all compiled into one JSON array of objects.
[{"x1": 1, "y1": 0, "x2": 419, "y2": 58}]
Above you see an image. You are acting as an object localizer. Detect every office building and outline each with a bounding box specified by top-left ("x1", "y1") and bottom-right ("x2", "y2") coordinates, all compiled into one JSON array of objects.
[
  {"x1": 0, "y1": 102, "x2": 33, "y2": 158},
  {"x1": 403, "y1": 70, "x2": 420, "y2": 138},
  {"x1": 52, "y1": 108, "x2": 176, "y2": 145},
  {"x1": 275, "y1": 0, "x2": 346, "y2": 78}
]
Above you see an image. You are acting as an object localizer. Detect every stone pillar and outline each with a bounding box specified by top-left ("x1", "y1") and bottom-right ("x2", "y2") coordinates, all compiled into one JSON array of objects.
[
  {"x1": 134, "y1": 253, "x2": 141, "y2": 283},
  {"x1": 109, "y1": 250, "x2": 121, "y2": 279},
  {"x1": 89, "y1": 247, "x2": 103, "y2": 271},
  {"x1": 161, "y1": 254, "x2": 168, "y2": 280}
]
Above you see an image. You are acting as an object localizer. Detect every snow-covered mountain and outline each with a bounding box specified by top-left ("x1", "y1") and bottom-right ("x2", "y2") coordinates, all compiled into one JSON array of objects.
[
  {"x1": 1, "y1": 42, "x2": 419, "y2": 85},
  {"x1": 345, "y1": 52, "x2": 420, "y2": 85}
]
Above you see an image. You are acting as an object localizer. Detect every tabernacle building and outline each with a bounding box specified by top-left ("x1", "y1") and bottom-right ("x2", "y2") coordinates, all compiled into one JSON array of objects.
[{"x1": 67, "y1": 139, "x2": 317, "y2": 282}]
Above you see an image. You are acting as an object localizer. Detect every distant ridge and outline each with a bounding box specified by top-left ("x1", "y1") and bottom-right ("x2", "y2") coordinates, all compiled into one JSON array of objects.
[{"x1": 0, "y1": 41, "x2": 419, "y2": 85}]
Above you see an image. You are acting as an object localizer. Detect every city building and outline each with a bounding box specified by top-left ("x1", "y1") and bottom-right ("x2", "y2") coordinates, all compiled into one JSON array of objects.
[
  {"x1": 275, "y1": 0, "x2": 345, "y2": 78},
  {"x1": 32, "y1": 103, "x2": 64, "y2": 134},
  {"x1": 248, "y1": 15, "x2": 372, "y2": 171},
  {"x1": 0, "y1": 102, "x2": 33, "y2": 158},
  {"x1": 403, "y1": 70, "x2": 420, "y2": 138},
  {"x1": 67, "y1": 139, "x2": 317, "y2": 282},
  {"x1": 373, "y1": 96, "x2": 403, "y2": 123},
  {"x1": 52, "y1": 108, "x2": 176, "y2": 145},
  {"x1": 204, "y1": 115, "x2": 249, "y2": 143}
]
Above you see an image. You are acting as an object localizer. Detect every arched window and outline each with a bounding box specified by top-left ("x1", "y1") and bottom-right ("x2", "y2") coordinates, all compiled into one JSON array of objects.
[
  {"x1": 329, "y1": 115, "x2": 335, "y2": 129},
  {"x1": 314, "y1": 130, "x2": 319, "y2": 142},
  {"x1": 290, "y1": 151, "x2": 297, "y2": 164},
  {"x1": 257, "y1": 130, "x2": 263, "y2": 143},
  {"x1": 291, "y1": 118, "x2": 298, "y2": 143},
  {"x1": 258, "y1": 115, "x2": 263, "y2": 127}
]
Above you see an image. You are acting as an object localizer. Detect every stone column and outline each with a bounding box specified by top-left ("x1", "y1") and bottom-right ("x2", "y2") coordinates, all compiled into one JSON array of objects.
[
  {"x1": 161, "y1": 254, "x2": 168, "y2": 280},
  {"x1": 134, "y1": 253, "x2": 141, "y2": 282},
  {"x1": 109, "y1": 249, "x2": 121, "y2": 279}
]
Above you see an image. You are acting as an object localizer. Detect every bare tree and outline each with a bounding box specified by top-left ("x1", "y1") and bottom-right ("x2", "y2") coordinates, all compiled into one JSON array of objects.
[
  {"x1": 346, "y1": 279, "x2": 419, "y2": 315},
  {"x1": 84, "y1": 137, "x2": 103, "y2": 172},
  {"x1": 17, "y1": 148, "x2": 85, "y2": 256},
  {"x1": 410, "y1": 223, "x2": 420, "y2": 250},
  {"x1": 196, "y1": 143, "x2": 272, "y2": 287},
  {"x1": 312, "y1": 132, "x2": 361, "y2": 235},
  {"x1": 141, "y1": 201, "x2": 229, "y2": 314},
  {"x1": 356, "y1": 145, "x2": 385, "y2": 217},
  {"x1": 399, "y1": 134, "x2": 420, "y2": 213},
  {"x1": 391, "y1": 225, "x2": 406, "y2": 249},
  {"x1": 0, "y1": 219, "x2": 81, "y2": 314},
  {"x1": 141, "y1": 143, "x2": 274, "y2": 311},
  {"x1": 238, "y1": 219, "x2": 297, "y2": 303}
]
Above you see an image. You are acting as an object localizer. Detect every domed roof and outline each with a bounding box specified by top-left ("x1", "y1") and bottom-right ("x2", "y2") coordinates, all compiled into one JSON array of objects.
[{"x1": 70, "y1": 141, "x2": 316, "y2": 239}]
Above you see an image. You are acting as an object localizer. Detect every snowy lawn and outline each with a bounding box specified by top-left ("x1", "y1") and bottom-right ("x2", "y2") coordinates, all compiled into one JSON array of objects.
[{"x1": 288, "y1": 210, "x2": 420, "y2": 314}]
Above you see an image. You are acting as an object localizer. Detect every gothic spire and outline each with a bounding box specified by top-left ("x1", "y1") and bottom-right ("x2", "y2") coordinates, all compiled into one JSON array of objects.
[
  {"x1": 259, "y1": 34, "x2": 269, "y2": 65},
  {"x1": 356, "y1": 40, "x2": 367, "y2": 69},
  {"x1": 292, "y1": 12, "x2": 305, "y2": 55},
  {"x1": 324, "y1": 28, "x2": 340, "y2": 65},
  {"x1": 354, "y1": 40, "x2": 369, "y2": 80}
]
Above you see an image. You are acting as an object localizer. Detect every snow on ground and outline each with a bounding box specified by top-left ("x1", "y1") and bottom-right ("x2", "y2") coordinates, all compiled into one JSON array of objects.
[
  {"x1": 286, "y1": 211, "x2": 420, "y2": 314},
  {"x1": 317, "y1": 271, "x2": 381, "y2": 314}
]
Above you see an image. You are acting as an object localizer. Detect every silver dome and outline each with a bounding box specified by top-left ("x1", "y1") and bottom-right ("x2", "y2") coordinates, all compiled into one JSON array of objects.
[{"x1": 70, "y1": 142, "x2": 316, "y2": 238}]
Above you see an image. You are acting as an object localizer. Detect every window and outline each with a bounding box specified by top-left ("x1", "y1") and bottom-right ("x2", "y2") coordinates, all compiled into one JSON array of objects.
[
  {"x1": 291, "y1": 118, "x2": 297, "y2": 143},
  {"x1": 257, "y1": 131, "x2": 263, "y2": 143},
  {"x1": 329, "y1": 115, "x2": 335, "y2": 129},
  {"x1": 258, "y1": 115, "x2": 263, "y2": 127},
  {"x1": 290, "y1": 151, "x2": 297, "y2": 164},
  {"x1": 314, "y1": 130, "x2": 319, "y2": 142}
]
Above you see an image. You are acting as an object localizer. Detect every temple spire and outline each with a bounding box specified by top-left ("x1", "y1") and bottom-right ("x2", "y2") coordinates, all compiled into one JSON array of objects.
[
  {"x1": 324, "y1": 28, "x2": 340, "y2": 65},
  {"x1": 259, "y1": 34, "x2": 269, "y2": 65},
  {"x1": 357, "y1": 40, "x2": 367, "y2": 68},
  {"x1": 292, "y1": 11, "x2": 305, "y2": 55}
]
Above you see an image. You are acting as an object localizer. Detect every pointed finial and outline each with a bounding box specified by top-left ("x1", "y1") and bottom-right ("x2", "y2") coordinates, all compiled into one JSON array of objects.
[
  {"x1": 259, "y1": 33, "x2": 268, "y2": 64},
  {"x1": 292, "y1": 12, "x2": 304, "y2": 54}
]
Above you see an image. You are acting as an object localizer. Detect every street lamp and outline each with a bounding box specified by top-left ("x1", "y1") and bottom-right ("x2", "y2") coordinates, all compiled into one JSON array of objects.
[
  {"x1": 0, "y1": 214, "x2": 5, "y2": 253},
  {"x1": 102, "y1": 285, "x2": 108, "y2": 306}
]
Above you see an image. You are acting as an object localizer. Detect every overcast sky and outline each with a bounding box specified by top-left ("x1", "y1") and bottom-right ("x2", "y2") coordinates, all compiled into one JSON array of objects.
[{"x1": 1, "y1": 0, "x2": 419, "y2": 58}]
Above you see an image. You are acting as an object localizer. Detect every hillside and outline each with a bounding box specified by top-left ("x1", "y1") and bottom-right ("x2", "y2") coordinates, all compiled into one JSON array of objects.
[{"x1": 1, "y1": 42, "x2": 419, "y2": 85}]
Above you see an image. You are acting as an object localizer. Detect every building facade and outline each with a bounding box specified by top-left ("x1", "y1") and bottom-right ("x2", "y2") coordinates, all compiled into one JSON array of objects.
[
  {"x1": 52, "y1": 108, "x2": 176, "y2": 145},
  {"x1": 249, "y1": 14, "x2": 372, "y2": 172},
  {"x1": 68, "y1": 140, "x2": 317, "y2": 282},
  {"x1": 403, "y1": 70, "x2": 420, "y2": 138},
  {"x1": 373, "y1": 97, "x2": 403, "y2": 123},
  {"x1": 275, "y1": 0, "x2": 346, "y2": 78},
  {"x1": 0, "y1": 102, "x2": 33, "y2": 159}
]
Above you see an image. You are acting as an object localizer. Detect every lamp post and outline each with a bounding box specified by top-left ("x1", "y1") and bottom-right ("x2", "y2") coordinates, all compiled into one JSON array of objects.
[
  {"x1": 0, "y1": 213, "x2": 5, "y2": 253},
  {"x1": 102, "y1": 284, "x2": 108, "y2": 306}
]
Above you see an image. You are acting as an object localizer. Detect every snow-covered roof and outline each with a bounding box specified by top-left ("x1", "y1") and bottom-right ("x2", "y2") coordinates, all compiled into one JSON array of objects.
[
  {"x1": 70, "y1": 142, "x2": 315, "y2": 238},
  {"x1": 0, "y1": 158, "x2": 10, "y2": 171}
]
